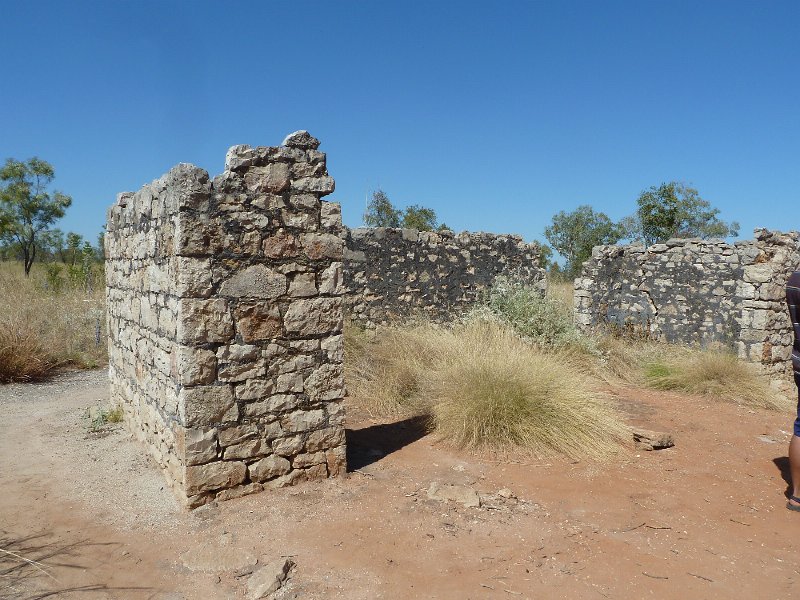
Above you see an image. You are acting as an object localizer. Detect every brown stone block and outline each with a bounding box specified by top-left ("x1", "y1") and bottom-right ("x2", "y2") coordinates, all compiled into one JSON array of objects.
[
  {"x1": 301, "y1": 233, "x2": 344, "y2": 260},
  {"x1": 181, "y1": 385, "x2": 237, "y2": 427},
  {"x1": 249, "y1": 455, "x2": 291, "y2": 482},
  {"x1": 234, "y1": 303, "x2": 283, "y2": 342},
  {"x1": 262, "y1": 230, "x2": 299, "y2": 258}
]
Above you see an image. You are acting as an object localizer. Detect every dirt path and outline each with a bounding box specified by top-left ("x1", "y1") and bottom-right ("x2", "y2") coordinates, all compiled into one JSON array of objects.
[{"x1": 1, "y1": 370, "x2": 797, "y2": 599}]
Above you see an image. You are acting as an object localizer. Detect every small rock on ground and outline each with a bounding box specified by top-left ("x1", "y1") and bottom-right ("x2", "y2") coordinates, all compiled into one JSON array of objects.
[
  {"x1": 246, "y1": 558, "x2": 295, "y2": 599},
  {"x1": 426, "y1": 482, "x2": 480, "y2": 508}
]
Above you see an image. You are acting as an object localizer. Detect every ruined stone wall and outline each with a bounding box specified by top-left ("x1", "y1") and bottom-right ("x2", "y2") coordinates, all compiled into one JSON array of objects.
[
  {"x1": 341, "y1": 228, "x2": 545, "y2": 326},
  {"x1": 574, "y1": 229, "x2": 800, "y2": 378},
  {"x1": 106, "y1": 131, "x2": 346, "y2": 507}
]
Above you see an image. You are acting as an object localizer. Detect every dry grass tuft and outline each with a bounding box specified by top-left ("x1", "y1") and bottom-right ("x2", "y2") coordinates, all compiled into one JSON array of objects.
[
  {"x1": 346, "y1": 319, "x2": 629, "y2": 458},
  {"x1": 642, "y1": 349, "x2": 791, "y2": 410},
  {"x1": 0, "y1": 262, "x2": 106, "y2": 383}
]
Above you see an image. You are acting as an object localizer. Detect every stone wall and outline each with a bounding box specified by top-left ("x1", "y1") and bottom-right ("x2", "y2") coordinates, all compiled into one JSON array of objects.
[
  {"x1": 341, "y1": 227, "x2": 545, "y2": 326},
  {"x1": 106, "y1": 131, "x2": 346, "y2": 507},
  {"x1": 574, "y1": 229, "x2": 800, "y2": 378}
]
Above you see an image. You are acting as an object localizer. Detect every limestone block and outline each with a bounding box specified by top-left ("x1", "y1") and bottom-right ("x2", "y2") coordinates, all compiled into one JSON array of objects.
[
  {"x1": 176, "y1": 257, "x2": 213, "y2": 298},
  {"x1": 282, "y1": 409, "x2": 326, "y2": 433},
  {"x1": 284, "y1": 297, "x2": 343, "y2": 336},
  {"x1": 185, "y1": 428, "x2": 218, "y2": 466},
  {"x1": 249, "y1": 455, "x2": 291, "y2": 482},
  {"x1": 218, "y1": 424, "x2": 259, "y2": 447},
  {"x1": 219, "y1": 265, "x2": 287, "y2": 299},
  {"x1": 223, "y1": 438, "x2": 266, "y2": 460},
  {"x1": 185, "y1": 460, "x2": 247, "y2": 495},
  {"x1": 235, "y1": 378, "x2": 276, "y2": 401},
  {"x1": 244, "y1": 163, "x2": 291, "y2": 193},
  {"x1": 244, "y1": 394, "x2": 300, "y2": 417},
  {"x1": 304, "y1": 363, "x2": 344, "y2": 402},
  {"x1": 177, "y1": 298, "x2": 234, "y2": 344},
  {"x1": 289, "y1": 272, "x2": 318, "y2": 297},
  {"x1": 217, "y1": 344, "x2": 265, "y2": 382},
  {"x1": 305, "y1": 426, "x2": 345, "y2": 452},
  {"x1": 175, "y1": 346, "x2": 217, "y2": 386},
  {"x1": 181, "y1": 385, "x2": 237, "y2": 427},
  {"x1": 271, "y1": 434, "x2": 304, "y2": 456},
  {"x1": 291, "y1": 176, "x2": 335, "y2": 195}
]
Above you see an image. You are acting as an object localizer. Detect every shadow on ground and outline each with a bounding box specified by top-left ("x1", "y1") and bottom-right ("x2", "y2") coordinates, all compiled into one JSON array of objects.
[{"x1": 346, "y1": 415, "x2": 430, "y2": 471}]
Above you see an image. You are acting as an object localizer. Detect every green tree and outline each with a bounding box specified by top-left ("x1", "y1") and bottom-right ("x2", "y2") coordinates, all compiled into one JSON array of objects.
[
  {"x1": 544, "y1": 205, "x2": 624, "y2": 278},
  {"x1": 0, "y1": 157, "x2": 72, "y2": 276},
  {"x1": 537, "y1": 243, "x2": 554, "y2": 270},
  {"x1": 401, "y1": 204, "x2": 438, "y2": 231},
  {"x1": 363, "y1": 189, "x2": 401, "y2": 227},
  {"x1": 624, "y1": 182, "x2": 739, "y2": 246}
]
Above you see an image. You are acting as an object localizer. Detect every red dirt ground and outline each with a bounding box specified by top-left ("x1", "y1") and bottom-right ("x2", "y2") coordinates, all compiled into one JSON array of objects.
[{"x1": 1, "y1": 370, "x2": 797, "y2": 599}]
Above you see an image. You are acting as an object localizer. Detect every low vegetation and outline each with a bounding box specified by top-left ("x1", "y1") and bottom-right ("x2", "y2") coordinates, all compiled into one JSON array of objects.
[
  {"x1": 0, "y1": 262, "x2": 106, "y2": 382},
  {"x1": 346, "y1": 276, "x2": 790, "y2": 458},
  {"x1": 346, "y1": 318, "x2": 629, "y2": 459}
]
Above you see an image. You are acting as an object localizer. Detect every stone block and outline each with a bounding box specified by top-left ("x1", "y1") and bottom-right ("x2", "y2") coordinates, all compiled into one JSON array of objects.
[
  {"x1": 177, "y1": 298, "x2": 234, "y2": 344},
  {"x1": 219, "y1": 265, "x2": 287, "y2": 299},
  {"x1": 185, "y1": 460, "x2": 247, "y2": 495},
  {"x1": 249, "y1": 455, "x2": 291, "y2": 482},
  {"x1": 284, "y1": 297, "x2": 343, "y2": 336},
  {"x1": 234, "y1": 303, "x2": 283, "y2": 342},
  {"x1": 181, "y1": 385, "x2": 237, "y2": 427}
]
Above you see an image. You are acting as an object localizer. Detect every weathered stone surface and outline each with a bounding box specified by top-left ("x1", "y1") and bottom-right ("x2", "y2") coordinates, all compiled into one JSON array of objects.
[
  {"x1": 219, "y1": 265, "x2": 287, "y2": 299},
  {"x1": 632, "y1": 427, "x2": 675, "y2": 451},
  {"x1": 575, "y1": 229, "x2": 800, "y2": 381},
  {"x1": 302, "y1": 233, "x2": 343, "y2": 260},
  {"x1": 282, "y1": 129, "x2": 320, "y2": 149},
  {"x1": 175, "y1": 346, "x2": 216, "y2": 386},
  {"x1": 262, "y1": 230, "x2": 299, "y2": 258},
  {"x1": 185, "y1": 428, "x2": 218, "y2": 466},
  {"x1": 185, "y1": 461, "x2": 246, "y2": 495},
  {"x1": 342, "y1": 227, "x2": 546, "y2": 327},
  {"x1": 249, "y1": 455, "x2": 291, "y2": 482},
  {"x1": 181, "y1": 386, "x2": 237, "y2": 427},
  {"x1": 284, "y1": 297, "x2": 343, "y2": 336},
  {"x1": 177, "y1": 298, "x2": 234, "y2": 344},
  {"x1": 426, "y1": 482, "x2": 481, "y2": 508},
  {"x1": 234, "y1": 303, "x2": 283, "y2": 342},
  {"x1": 246, "y1": 558, "x2": 294, "y2": 600}
]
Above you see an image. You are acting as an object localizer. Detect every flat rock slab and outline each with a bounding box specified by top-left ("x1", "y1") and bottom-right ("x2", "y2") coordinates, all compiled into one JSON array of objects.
[
  {"x1": 632, "y1": 427, "x2": 675, "y2": 451},
  {"x1": 426, "y1": 482, "x2": 481, "y2": 508},
  {"x1": 246, "y1": 558, "x2": 295, "y2": 599}
]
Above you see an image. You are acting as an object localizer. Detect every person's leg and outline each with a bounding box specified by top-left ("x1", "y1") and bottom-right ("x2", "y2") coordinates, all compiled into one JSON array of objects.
[{"x1": 790, "y1": 434, "x2": 800, "y2": 507}]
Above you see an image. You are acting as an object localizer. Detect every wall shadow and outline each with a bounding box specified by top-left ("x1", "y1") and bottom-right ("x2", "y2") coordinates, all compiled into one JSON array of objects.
[
  {"x1": 773, "y1": 456, "x2": 792, "y2": 498},
  {"x1": 346, "y1": 415, "x2": 430, "y2": 471}
]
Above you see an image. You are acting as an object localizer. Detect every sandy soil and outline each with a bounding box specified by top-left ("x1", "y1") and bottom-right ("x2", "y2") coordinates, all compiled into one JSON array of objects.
[{"x1": 1, "y1": 369, "x2": 798, "y2": 599}]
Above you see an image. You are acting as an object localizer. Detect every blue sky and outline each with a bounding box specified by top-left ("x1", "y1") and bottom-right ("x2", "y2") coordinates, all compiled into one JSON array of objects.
[{"x1": 1, "y1": 1, "x2": 798, "y2": 248}]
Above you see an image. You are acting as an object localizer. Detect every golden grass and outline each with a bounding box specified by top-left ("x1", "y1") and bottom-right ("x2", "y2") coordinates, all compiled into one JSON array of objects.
[
  {"x1": 642, "y1": 349, "x2": 791, "y2": 410},
  {"x1": 0, "y1": 261, "x2": 106, "y2": 382},
  {"x1": 346, "y1": 319, "x2": 629, "y2": 458},
  {"x1": 545, "y1": 279, "x2": 574, "y2": 312}
]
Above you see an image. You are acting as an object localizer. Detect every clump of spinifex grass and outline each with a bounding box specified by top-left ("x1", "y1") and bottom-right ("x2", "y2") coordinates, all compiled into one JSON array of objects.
[
  {"x1": 346, "y1": 319, "x2": 629, "y2": 458},
  {"x1": 425, "y1": 321, "x2": 628, "y2": 458},
  {"x1": 642, "y1": 349, "x2": 791, "y2": 411},
  {"x1": 0, "y1": 262, "x2": 106, "y2": 382}
]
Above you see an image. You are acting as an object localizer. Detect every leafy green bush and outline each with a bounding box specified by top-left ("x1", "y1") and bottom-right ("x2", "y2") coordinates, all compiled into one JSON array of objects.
[{"x1": 474, "y1": 276, "x2": 592, "y2": 351}]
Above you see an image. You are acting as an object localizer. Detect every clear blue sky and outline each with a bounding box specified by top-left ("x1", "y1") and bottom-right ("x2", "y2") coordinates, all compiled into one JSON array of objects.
[{"x1": 1, "y1": 1, "x2": 798, "y2": 248}]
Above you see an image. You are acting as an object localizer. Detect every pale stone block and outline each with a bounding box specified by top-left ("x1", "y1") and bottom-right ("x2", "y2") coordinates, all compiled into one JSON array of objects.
[
  {"x1": 249, "y1": 455, "x2": 291, "y2": 482},
  {"x1": 185, "y1": 460, "x2": 247, "y2": 495},
  {"x1": 284, "y1": 297, "x2": 343, "y2": 336},
  {"x1": 219, "y1": 264, "x2": 287, "y2": 299},
  {"x1": 181, "y1": 385, "x2": 237, "y2": 427},
  {"x1": 177, "y1": 298, "x2": 234, "y2": 344}
]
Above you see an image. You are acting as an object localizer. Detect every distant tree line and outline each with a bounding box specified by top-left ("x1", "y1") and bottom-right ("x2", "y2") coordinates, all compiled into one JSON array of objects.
[
  {"x1": 542, "y1": 181, "x2": 739, "y2": 279},
  {"x1": 0, "y1": 156, "x2": 103, "y2": 289}
]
